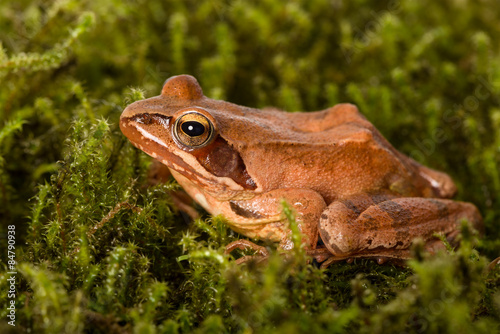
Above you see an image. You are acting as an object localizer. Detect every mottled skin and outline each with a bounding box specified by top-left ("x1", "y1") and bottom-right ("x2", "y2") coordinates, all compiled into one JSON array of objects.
[{"x1": 120, "y1": 75, "x2": 483, "y2": 265}]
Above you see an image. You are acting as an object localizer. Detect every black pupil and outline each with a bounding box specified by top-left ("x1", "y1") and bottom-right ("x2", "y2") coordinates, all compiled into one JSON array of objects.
[{"x1": 181, "y1": 121, "x2": 205, "y2": 137}]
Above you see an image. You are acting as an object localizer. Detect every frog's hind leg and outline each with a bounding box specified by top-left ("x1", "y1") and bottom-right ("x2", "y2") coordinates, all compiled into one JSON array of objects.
[{"x1": 317, "y1": 195, "x2": 483, "y2": 266}]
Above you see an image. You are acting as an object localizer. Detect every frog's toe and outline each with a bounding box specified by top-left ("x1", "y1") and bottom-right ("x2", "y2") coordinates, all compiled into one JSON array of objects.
[
  {"x1": 225, "y1": 239, "x2": 269, "y2": 261},
  {"x1": 317, "y1": 255, "x2": 354, "y2": 269},
  {"x1": 234, "y1": 254, "x2": 268, "y2": 265}
]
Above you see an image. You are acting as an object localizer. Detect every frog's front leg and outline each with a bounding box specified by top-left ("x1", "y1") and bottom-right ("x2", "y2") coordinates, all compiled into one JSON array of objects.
[
  {"x1": 318, "y1": 194, "x2": 483, "y2": 265},
  {"x1": 225, "y1": 188, "x2": 326, "y2": 256}
]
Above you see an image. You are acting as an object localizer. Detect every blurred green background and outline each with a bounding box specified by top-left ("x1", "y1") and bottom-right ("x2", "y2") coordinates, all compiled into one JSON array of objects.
[{"x1": 1, "y1": 0, "x2": 500, "y2": 333}]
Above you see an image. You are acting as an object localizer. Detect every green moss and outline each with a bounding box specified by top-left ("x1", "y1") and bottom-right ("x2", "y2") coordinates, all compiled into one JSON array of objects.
[{"x1": 1, "y1": 0, "x2": 500, "y2": 333}]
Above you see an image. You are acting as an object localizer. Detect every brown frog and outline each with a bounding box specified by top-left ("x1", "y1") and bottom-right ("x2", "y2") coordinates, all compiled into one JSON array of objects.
[{"x1": 120, "y1": 75, "x2": 483, "y2": 266}]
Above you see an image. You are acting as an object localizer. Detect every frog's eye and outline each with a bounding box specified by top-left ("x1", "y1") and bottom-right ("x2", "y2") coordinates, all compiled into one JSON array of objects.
[{"x1": 173, "y1": 112, "x2": 214, "y2": 148}]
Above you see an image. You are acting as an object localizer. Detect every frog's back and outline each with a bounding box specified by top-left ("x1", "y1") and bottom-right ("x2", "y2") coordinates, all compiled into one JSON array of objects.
[
  {"x1": 234, "y1": 103, "x2": 457, "y2": 203},
  {"x1": 285, "y1": 103, "x2": 371, "y2": 134}
]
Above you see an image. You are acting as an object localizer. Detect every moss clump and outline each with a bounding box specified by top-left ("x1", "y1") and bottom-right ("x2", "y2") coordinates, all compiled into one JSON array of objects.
[{"x1": 1, "y1": 0, "x2": 500, "y2": 333}]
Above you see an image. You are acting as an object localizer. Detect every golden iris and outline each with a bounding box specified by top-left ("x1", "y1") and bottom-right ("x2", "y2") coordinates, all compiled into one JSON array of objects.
[{"x1": 173, "y1": 112, "x2": 214, "y2": 148}]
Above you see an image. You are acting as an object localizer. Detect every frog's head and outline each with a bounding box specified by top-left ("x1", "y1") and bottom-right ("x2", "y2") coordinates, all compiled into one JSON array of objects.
[{"x1": 120, "y1": 75, "x2": 257, "y2": 199}]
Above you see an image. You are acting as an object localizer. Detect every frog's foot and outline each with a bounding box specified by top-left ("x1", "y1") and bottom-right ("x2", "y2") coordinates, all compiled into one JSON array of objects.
[
  {"x1": 307, "y1": 247, "x2": 353, "y2": 268},
  {"x1": 225, "y1": 239, "x2": 269, "y2": 265},
  {"x1": 307, "y1": 246, "x2": 332, "y2": 263},
  {"x1": 317, "y1": 236, "x2": 456, "y2": 268},
  {"x1": 318, "y1": 196, "x2": 482, "y2": 268},
  {"x1": 309, "y1": 247, "x2": 409, "y2": 268},
  {"x1": 321, "y1": 251, "x2": 410, "y2": 269}
]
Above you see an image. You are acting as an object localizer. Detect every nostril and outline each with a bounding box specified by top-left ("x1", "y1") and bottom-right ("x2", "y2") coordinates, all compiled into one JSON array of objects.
[
  {"x1": 143, "y1": 114, "x2": 152, "y2": 124},
  {"x1": 136, "y1": 113, "x2": 153, "y2": 125}
]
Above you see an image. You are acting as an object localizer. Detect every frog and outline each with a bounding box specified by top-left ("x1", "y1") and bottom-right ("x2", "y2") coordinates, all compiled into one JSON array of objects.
[{"x1": 120, "y1": 74, "x2": 483, "y2": 267}]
